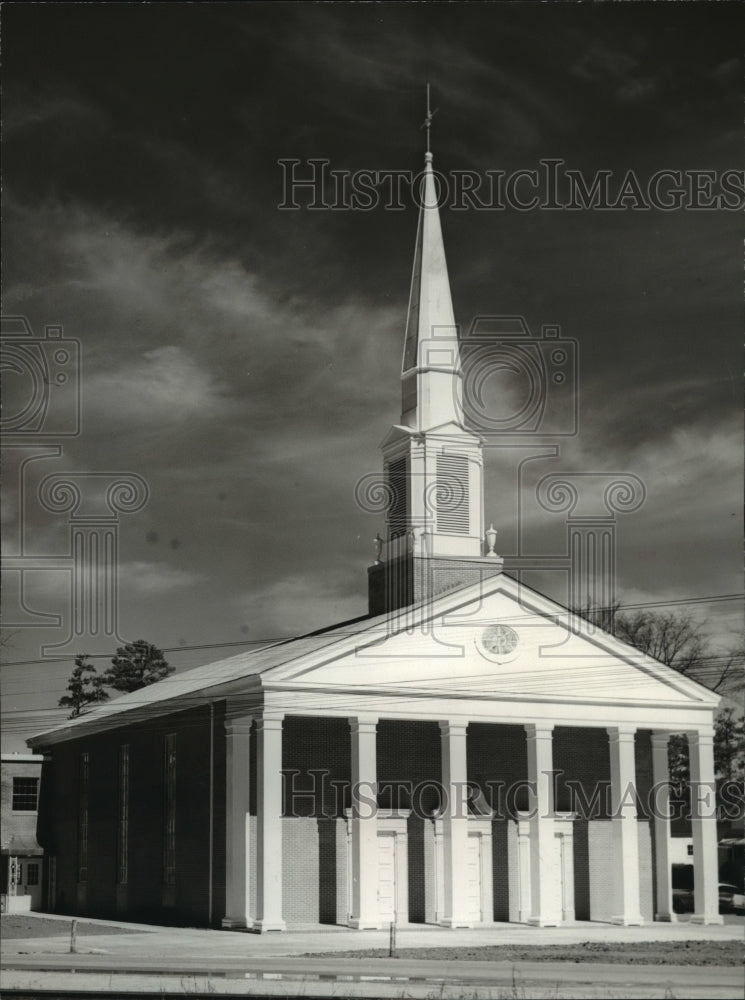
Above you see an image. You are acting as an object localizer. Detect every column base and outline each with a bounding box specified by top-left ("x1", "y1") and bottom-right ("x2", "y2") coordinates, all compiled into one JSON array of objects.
[
  {"x1": 528, "y1": 917, "x2": 561, "y2": 928},
  {"x1": 610, "y1": 915, "x2": 644, "y2": 926},
  {"x1": 654, "y1": 912, "x2": 676, "y2": 923},
  {"x1": 348, "y1": 918, "x2": 382, "y2": 930},
  {"x1": 221, "y1": 917, "x2": 248, "y2": 930},
  {"x1": 251, "y1": 920, "x2": 286, "y2": 933},
  {"x1": 690, "y1": 914, "x2": 724, "y2": 925},
  {"x1": 438, "y1": 918, "x2": 475, "y2": 928}
]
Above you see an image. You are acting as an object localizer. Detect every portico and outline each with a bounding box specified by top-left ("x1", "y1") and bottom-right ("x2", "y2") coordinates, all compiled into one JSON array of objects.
[{"x1": 215, "y1": 587, "x2": 721, "y2": 931}]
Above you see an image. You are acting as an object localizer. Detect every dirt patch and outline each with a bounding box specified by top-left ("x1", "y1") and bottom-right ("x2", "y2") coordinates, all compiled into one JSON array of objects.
[
  {"x1": 308, "y1": 940, "x2": 744, "y2": 966},
  {"x1": 0, "y1": 915, "x2": 142, "y2": 939}
]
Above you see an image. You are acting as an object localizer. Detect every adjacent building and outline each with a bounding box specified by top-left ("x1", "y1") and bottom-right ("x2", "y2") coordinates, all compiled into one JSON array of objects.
[{"x1": 1, "y1": 753, "x2": 44, "y2": 912}]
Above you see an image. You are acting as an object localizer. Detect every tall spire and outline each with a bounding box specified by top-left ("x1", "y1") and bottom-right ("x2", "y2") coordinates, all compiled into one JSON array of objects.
[
  {"x1": 401, "y1": 88, "x2": 462, "y2": 432},
  {"x1": 368, "y1": 92, "x2": 502, "y2": 616}
]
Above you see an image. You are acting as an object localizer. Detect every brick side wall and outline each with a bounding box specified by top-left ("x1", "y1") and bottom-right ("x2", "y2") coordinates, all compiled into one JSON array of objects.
[
  {"x1": 467, "y1": 724, "x2": 528, "y2": 815},
  {"x1": 554, "y1": 727, "x2": 611, "y2": 817},
  {"x1": 587, "y1": 819, "x2": 653, "y2": 922},
  {"x1": 492, "y1": 820, "x2": 510, "y2": 921},
  {"x1": 588, "y1": 820, "x2": 614, "y2": 921},
  {"x1": 368, "y1": 557, "x2": 503, "y2": 615},
  {"x1": 37, "y1": 703, "x2": 224, "y2": 927},
  {"x1": 280, "y1": 817, "x2": 346, "y2": 924},
  {"x1": 282, "y1": 717, "x2": 350, "y2": 817},
  {"x1": 36, "y1": 713, "x2": 658, "y2": 929}
]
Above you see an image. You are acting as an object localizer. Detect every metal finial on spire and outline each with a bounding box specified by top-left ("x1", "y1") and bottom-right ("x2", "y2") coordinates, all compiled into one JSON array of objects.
[{"x1": 421, "y1": 83, "x2": 438, "y2": 155}]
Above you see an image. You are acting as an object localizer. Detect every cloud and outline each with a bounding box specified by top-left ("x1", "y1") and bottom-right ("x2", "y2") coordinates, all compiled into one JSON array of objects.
[
  {"x1": 118, "y1": 560, "x2": 206, "y2": 595},
  {"x1": 233, "y1": 572, "x2": 363, "y2": 639},
  {"x1": 84, "y1": 345, "x2": 231, "y2": 426}
]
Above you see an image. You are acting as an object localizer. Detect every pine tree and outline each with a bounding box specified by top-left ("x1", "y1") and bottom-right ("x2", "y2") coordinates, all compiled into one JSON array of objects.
[
  {"x1": 100, "y1": 639, "x2": 173, "y2": 693},
  {"x1": 58, "y1": 654, "x2": 109, "y2": 718}
]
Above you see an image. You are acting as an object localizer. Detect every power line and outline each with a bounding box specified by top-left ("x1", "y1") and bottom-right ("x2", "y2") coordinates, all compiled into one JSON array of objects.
[{"x1": 1, "y1": 592, "x2": 742, "y2": 669}]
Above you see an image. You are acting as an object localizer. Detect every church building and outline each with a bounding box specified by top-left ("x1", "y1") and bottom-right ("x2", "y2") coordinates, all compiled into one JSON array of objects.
[{"x1": 28, "y1": 144, "x2": 722, "y2": 932}]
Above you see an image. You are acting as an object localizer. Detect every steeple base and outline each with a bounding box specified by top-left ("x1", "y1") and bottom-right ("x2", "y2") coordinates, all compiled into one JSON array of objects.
[{"x1": 368, "y1": 554, "x2": 504, "y2": 617}]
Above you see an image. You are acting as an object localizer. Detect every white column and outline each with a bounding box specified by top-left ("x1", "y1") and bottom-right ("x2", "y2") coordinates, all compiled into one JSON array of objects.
[
  {"x1": 650, "y1": 732, "x2": 673, "y2": 921},
  {"x1": 688, "y1": 728, "x2": 723, "y2": 925},
  {"x1": 349, "y1": 717, "x2": 379, "y2": 929},
  {"x1": 525, "y1": 724, "x2": 559, "y2": 926},
  {"x1": 222, "y1": 716, "x2": 252, "y2": 928},
  {"x1": 254, "y1": 714, "x2": 285, "y2": 932},
  {"x1": 439, "y1": 721, "x2": 471, "y2": 927},
  {"x1": 607, "y1": 726, "x2": 644, "y2": 925}
]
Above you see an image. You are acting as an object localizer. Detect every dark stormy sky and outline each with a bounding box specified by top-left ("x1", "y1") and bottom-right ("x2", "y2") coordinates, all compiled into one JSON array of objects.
[{"x1": 2, "y1": 3, "x2": 743, "y2": 749}]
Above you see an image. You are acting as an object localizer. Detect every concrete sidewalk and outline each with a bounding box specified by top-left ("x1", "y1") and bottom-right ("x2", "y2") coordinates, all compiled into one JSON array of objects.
[{"x1": 2, "y1": 913, "x2": 742, "y2": 961}]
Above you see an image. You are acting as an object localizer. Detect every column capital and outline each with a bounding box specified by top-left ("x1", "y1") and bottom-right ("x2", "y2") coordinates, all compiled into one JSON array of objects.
[
  {"x1": 524, "y1": 723, "x2": 554, "y2": 739},
  {"x1": 439, "y1": 720, "x2": 468, "y2": 737},
  {"x1": 225, "y1": 718, "x2": 254, "y2": 738},
  {"x1": 686, "y1": 728, "x2": 715, "y2": 748},
  {"x1": 255, "y1": 714, "x2": 284, "y2": 732},
  {"x1": 607, "y1": 725, "x2": 636, "y2": 743},
  {"x1": 650, "y1": 732, "x2": 671, "y2": 750},
  {"x1": 349, "y1": 716, "x2": 378, "y2": 733}
]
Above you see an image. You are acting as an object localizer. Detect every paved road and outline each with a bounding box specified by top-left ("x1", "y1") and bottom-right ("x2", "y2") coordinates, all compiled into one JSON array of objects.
[{"x1": 2, "y1": 960, "x2": 742, "y2": 999}]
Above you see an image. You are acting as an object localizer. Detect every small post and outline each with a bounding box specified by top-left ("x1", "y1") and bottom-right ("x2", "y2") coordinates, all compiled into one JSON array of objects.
[
  {"x1": 389, "y1": 911, "x2": 397, "y2": 958},
  {"x1": 70, "y1": 918, "x2": 77, "y2": 954}
]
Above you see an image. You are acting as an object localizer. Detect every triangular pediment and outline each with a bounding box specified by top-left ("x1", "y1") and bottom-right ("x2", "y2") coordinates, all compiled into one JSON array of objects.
[{"x1": 264, "y1": 576, "x2": 719, "y2": 711}]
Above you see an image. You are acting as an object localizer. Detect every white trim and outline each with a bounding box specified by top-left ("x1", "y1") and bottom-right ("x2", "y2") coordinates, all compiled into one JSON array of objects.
[{"x1": 27, "y1": 573, "x2": 718, "y2": 748}]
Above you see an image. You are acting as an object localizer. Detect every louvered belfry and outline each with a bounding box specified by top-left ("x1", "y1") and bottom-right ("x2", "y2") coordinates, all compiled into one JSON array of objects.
[{"x1": 368, "y1": 150, "x2": 503, "y2": 615}]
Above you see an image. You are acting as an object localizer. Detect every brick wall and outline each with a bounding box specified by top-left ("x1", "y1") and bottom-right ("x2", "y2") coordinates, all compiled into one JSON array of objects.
[
  {"x1": 586, "y1": 819, "x2": 653, "y2": 922},
  {"x1": 368, "y1": 556, "x2": 503, "y2": 615},
  {"x1": 37, "y1": 702, "x2": 225, "y2": 927},
  {"x1": 36, "y1": 712, "x2": 659, "y2": 929}
]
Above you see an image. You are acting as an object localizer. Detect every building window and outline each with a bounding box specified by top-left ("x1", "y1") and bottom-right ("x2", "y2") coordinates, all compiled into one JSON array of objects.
[
  {"x1": 26, "y1": 863, "x2": 40, "y2": 887},
  {"x1": 12, "y1": 777, "x2": 39, "y2": 811},
  {"x1": 163, "y1": 734, "x2": 176, "y2": 885},
  {"x1": 77, "y1": 752, "x2": 89, "y2": 883},
  {"x1": 117, "y1": 745, "x2": 130, "y2": 885}
]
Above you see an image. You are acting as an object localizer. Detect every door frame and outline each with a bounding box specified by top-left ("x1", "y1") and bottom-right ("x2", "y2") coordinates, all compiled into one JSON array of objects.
[
  {"x1": 432, "y1": 817, "x2": 493, "y2": 925},
  {"x1": 345, "y1": 809, "x2": 410, "y2": 926},
  {"x1": 515, "y1": 812, "x2": 576, "y2": 924}
]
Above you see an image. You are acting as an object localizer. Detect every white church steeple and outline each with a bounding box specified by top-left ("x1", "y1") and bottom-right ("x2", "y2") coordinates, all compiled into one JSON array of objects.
[
  {"x1": 401, "y1": 91, "x2": 463, "y2": 433},
  {"x1": 367, "y1": 99, "x2": 503, "y2": 616}
]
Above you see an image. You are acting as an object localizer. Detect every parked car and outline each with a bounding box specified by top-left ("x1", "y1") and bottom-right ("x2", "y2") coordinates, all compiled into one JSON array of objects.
[
  {"x1": 718, "y1": 882, "x2": 745, "y2": 915},
  {"x1": 673, "y1": 883, "x2": 745, "y2": 915}
]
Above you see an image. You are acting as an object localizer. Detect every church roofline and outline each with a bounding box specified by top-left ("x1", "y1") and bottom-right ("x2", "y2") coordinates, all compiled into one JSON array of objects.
[{"x1": 26, "y1": 574, "x2": 719, "y2": 748}]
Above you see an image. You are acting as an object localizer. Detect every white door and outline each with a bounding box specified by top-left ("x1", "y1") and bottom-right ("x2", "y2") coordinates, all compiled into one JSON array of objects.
[
  {"x1": 378, "y1": 833, "x2": 397, "y2": 921},
  {"x1": 466, "y1": 834, "x2": 482, "y2": 922}
]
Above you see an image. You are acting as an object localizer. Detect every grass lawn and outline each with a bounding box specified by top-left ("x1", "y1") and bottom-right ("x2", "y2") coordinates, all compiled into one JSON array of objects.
[
  {"x1": 309, "y1": 940, "x2": 744, "y2": 966},
  {"x1": 0, "y1": 914, "x2": 141, "y2": 939}
]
